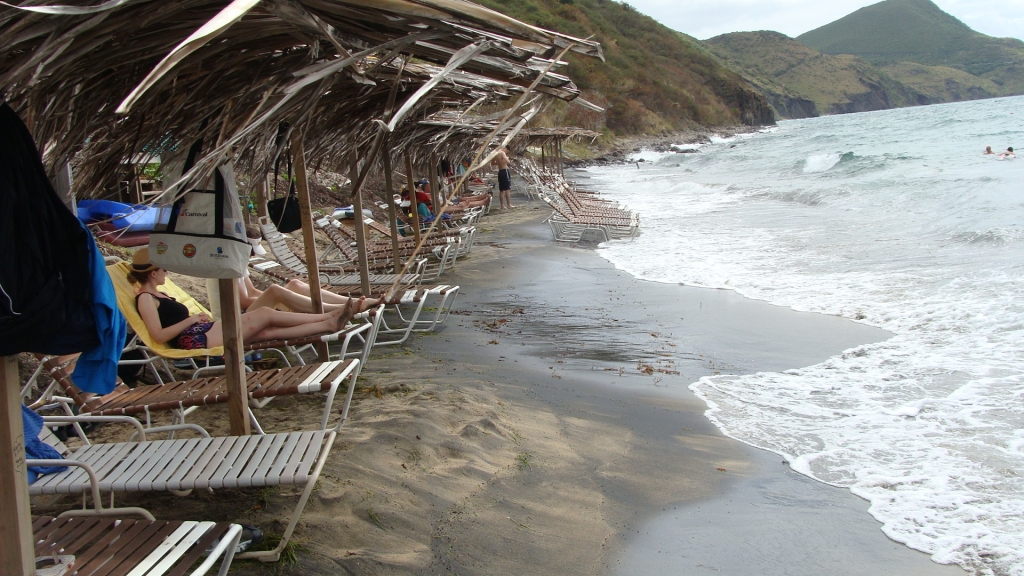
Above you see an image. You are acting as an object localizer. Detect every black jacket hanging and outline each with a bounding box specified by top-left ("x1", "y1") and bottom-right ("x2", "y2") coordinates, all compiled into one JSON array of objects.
[{"x1": 0, "y1": 101, "x2": 98, "y2": 355}]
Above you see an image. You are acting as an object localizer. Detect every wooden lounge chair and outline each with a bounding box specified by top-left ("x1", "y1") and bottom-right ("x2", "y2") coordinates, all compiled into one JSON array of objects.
[
  {"x1": 33, "y1": 515, "x2": 242, "y2": 576},
  {"x1": 29, "y1": 414, "x2": 345, "y2": 563},
  {"x1": 45, "y1": 357, "x2": 362, "y2": 433}
]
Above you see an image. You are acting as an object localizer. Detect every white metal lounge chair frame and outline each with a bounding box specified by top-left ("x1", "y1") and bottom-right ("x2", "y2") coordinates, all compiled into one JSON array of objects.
[{"x1": 374, "y1": 284, "x2": 460, "y2": 346}]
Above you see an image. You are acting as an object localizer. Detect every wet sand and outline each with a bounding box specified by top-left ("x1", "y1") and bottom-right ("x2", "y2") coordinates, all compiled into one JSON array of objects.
[
  {"x1": 35, "y1": 201, "x2": 965, "y2": 575},
  {"x1": 419, "y1": 206, "x2": 964, "y2": 576}
]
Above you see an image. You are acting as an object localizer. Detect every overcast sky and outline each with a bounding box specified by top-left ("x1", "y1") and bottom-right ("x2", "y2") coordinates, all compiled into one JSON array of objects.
[{"x1": 624, "y1": 0, "x2": 1024, "y2": 42}]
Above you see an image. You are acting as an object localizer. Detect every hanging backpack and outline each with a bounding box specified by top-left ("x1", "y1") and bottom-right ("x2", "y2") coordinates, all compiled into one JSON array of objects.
[{"x1": 148, "y1": 140, "x2": 249, "y2": 278}]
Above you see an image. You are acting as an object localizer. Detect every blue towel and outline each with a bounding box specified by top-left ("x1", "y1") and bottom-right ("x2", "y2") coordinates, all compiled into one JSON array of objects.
[
  {"x1": 71, "y1": 222, "x2": 126, "y2": 394},
  {"x1": 22, "y1": 405, "x2": 66, "y2": 483}
]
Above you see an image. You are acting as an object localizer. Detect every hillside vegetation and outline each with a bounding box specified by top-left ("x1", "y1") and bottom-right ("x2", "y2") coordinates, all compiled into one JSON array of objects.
[
  {"x1": 797, "y1": 0, "x2": 1024, "y2": 93},
  {"x1": 705, "y1": 0, "x2": 1023, "y2": 119},
  {"x1": 475, "y1": 0, "x2": 775, "y2": 135},
  {"x1": 706, "y1": 31, "x2": 922, "y2": 117}
]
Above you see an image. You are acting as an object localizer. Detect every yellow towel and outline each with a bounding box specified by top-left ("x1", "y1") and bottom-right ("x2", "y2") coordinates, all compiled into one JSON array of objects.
[{"x1": 107, "y1": 261, "x2": 224, "y2": 357}]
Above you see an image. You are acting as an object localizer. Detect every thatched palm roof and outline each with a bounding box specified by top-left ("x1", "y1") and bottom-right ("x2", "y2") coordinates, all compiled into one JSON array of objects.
[{"x1": 0, "y1": 0, "x2": 602, "y2": 197}]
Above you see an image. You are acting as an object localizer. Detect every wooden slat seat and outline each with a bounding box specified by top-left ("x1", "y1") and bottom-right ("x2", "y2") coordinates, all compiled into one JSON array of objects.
[
  {"x1": 48, "y1": 359, "x2": 360, "y2": 431},
  {"x1": 33, "y1": 515, "x2": 241, "y2": 576}
]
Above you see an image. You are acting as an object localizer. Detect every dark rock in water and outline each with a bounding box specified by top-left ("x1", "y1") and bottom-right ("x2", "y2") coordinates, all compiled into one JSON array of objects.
[
  {"x1": 637, "y1": 158, "x2": 645, "y2": 162},
  {"x1": 670, "y1": 146, "x2": 699, "y2": 154}
]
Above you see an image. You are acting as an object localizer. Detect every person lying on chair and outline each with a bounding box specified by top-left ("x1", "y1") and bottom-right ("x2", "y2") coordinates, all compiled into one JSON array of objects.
[
  {"x1": 129, "y1": 248, "x2": 362, "y2": 350},
  {"x1": 205, "y1": 228, "x2": 380, "y2": 319}
]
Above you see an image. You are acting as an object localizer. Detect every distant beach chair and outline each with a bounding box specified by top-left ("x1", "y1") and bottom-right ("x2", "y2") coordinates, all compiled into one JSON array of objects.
[
  {"x1": 258, "y1": 216, "x2": 419, "y2": 286},
  {"x1": 251, "y1": 220, "x2": 461, "y2": 343}
]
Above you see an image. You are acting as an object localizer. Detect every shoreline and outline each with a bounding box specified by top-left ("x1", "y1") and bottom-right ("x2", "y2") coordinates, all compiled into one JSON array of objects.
[
  {"x1": 439, "y1": 206, "x2": 966, "y2": 576},
  {"x1": 566, "y1": 125, "x2": 761, "y2": 168},
  {"x1": 33, "y1": 196, "x2": 964, "y2": 575}
]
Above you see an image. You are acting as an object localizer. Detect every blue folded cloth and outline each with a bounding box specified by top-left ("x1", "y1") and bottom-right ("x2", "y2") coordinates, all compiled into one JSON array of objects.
[{"x1": 22, "y1": 405, "x2": 66, "y2": 483}]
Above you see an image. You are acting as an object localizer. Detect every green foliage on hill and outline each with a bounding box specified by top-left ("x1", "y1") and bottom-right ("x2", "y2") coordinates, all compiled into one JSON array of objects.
[
  {"x1": 706, "y1": 0, "x2": 1024, "y2": 120},
  {"x1": 796, "y1": 0, "x2": 1024, "y2": 89},
  {"x1": 706, "y1": 31, "x2": 923, "y2": 118},
  {"x1": 474, "y1": 0, "x2": 775, "y2": 135}
]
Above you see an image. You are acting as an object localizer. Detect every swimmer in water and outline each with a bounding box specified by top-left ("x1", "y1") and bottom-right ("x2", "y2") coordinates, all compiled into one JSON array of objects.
[
  {"x1": 984, "y1": 146, "x2": 995, "y2": 155},
  {"x1": 998, "y1": 147, "x2": 1015, "y2": 159}
]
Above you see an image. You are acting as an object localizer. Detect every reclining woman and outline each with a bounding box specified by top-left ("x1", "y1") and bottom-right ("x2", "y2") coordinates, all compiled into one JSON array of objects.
[{"x1": 130, "y1": 248, "x2": 360, "y2": 350}]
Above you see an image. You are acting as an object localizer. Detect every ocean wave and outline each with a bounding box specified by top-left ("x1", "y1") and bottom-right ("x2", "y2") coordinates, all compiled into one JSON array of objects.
[
  {"x1": 802, "y1": 152, "x2": 853, "y2": 173},
  {"x1": 949, "y1": 227, "x2": 1024, "y2": 245}
]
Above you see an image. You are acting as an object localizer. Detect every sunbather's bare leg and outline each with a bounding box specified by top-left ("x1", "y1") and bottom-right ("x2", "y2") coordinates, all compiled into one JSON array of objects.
[
  {"x1": 244, "y1": 299, "x2": 359, "y2": 342},
  {"x1": 205, "y1": 305, "x2": 353, "y2": 346},
  {"x1": 247, "y1": 284, "x2": 343, "y2": 313},
  {"x1": 282, "y1": 279, "x2": 380, "y2": 311}
]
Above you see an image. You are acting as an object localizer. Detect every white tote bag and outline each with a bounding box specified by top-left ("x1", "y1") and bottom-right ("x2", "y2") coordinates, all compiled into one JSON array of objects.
[{"x1": 149, "y1": 161, "x2": 249, "y2": 278}]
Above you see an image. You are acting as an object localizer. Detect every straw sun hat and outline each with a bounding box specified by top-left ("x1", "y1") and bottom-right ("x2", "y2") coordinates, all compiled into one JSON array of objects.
[{"x1": 131, "y1": 247, "x2": 158, "y2": 273}]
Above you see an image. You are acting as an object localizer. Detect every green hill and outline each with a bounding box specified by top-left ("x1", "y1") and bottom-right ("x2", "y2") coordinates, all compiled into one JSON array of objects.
[
  {"x1": 473, "y1": 0, "x2": 775, "y2": 135},
  {"x1": 797, "y1": 0, "x2": 1024, "y2": 92},
  {"x1": 705, "y1": 0, "x2": 1023, "y2": 119},
  {"x1": 705, "y1": 31, "x2": 922, "y2": 117}
]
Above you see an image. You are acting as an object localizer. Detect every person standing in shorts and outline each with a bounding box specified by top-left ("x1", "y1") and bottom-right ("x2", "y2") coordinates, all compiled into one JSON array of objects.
[{"x1": 493, "y1": 147, "x2": 514, "y2": 209}]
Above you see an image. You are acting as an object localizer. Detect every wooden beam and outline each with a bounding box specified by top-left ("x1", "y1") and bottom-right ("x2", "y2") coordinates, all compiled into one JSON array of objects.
[
  {"x1": 556, "y1": 138, "x2": 563, "y2": 176},
  {"x1": 218, "y1": 280, "x2": 250, "y2": 436},
  {"x1": 382, "y1": 151, "x2": 402, "y2": 274},
  {"x1": 347, "y1": 153, "x2": 372, "y2": 296},
  {"x1": 0, "y1": 356, "x2": 34, "y2": 576},
  {"x1": 291, "y1": 132, "x2": 328, "y2": 362},
  {"x1": 540, "y1": 144, "x2": 546, "y2": 170},
  {"x1": 428, "y1": 152, "x2": 440, "y2": 213},
  {"x1": 255, "y1": 173, "x2": 269, "y2": 219},
  {"x1": 54, "y1": 163, "x2": 74, "y2": 215},
  {"x1": 128, "y1": 164, "x2": 143, "y2": 204},
  {"x1": 406, "y1": 150, "x2": 421, "y2": 246}
]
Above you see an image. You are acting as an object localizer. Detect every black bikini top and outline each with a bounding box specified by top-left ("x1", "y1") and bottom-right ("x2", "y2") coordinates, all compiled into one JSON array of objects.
[{"x1": 136, "y1": 292, "x2": 190, "y2": 328}]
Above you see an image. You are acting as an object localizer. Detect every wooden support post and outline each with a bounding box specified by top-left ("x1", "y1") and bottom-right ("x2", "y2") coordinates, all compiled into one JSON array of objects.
[
  {"x1": 540, "y1": 144, "x2": 546, "y2": 171},
  {"x1": 291, "y1": 133, "x2": 328, "y2": 362},
  {"x1": 428, "y1": 152, "x2": 440, "y2": 214},
  {"x1": 0, "y1": 356, "x2": 34, "y2": 576},
  {"x1": 127, "y1": 164, "x2": 143, "y2": 204},
  {"x1": 556, "y1": 138, "x2": 564, "y2": 176},
  {"x1": 218, "y1": 281, "x2": 250, "y2": 436},
  {"x1": 347, "y1": 153, "x2": 372, "y2": 297},
  {"x1": 405, "y1": 150, "x2": 421, "y2": 246},
  {"x1": 54, "y1": 163, "x2": 74, "y2": 216},
  {"x1": 382, "y1": 152, "x2": 402, "y2": 274},
  {"x1": 255, "y1": 174, "x2": 269, "y2": 219}
]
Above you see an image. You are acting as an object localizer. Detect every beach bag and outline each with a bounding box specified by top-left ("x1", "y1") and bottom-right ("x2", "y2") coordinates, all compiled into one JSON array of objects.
[
  {"x1": 148, "y1": 161, "x2": 249, "y2": 278},
  {"x1": 267, "y1": 180, "x2": 301, "y2": 233}
]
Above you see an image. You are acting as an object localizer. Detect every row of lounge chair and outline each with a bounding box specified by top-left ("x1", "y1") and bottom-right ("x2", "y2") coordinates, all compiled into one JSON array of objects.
[
  {"x1": 23, "y1": 204, "x2": 482, "y2": 572},
  {"x1": 515, "y1": 159, "x2": 640, "y2": 243}
]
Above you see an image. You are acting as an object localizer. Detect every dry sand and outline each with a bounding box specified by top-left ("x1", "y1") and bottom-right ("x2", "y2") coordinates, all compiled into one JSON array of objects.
[{"x1": 33, "y1": 199, "x2": 965, "y2": 575}]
